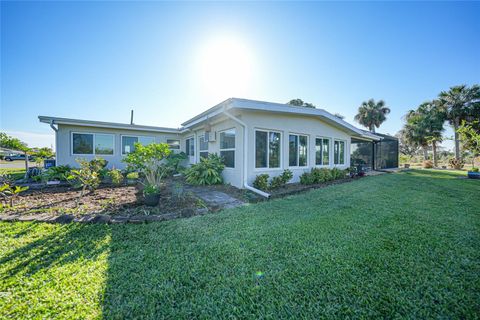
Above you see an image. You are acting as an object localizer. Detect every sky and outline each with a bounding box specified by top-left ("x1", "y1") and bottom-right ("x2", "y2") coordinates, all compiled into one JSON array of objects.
[{"x1": 1, "y1": 1, "x2": 479, "y2": 150}]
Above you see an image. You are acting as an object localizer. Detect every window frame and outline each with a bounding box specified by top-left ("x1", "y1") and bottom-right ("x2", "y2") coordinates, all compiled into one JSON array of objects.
[
  {"x1": 120, "y1": 135, "x2": 155, "y2": 155},
  {"x1": 185, "y1": 136, "x2": 195, "y2": 157},
  {"x1": 198, "y1": 135, "x2": 209, "y2": 159},
  {"x1": 334, "y1": 139, "x2": 346, "y2": 165},
  {"x1": 315, "y1": 136, "x2": 331, "y2": 167},
  {"x1": 219, "y1": 128, "x2": 236, "y2": 169},
  {"x1": 288, "y1": 133, "x2": 309, "y2": 168},
  {"x1": 71, "y1": 132, "x2": 115, "y2": 156},
  {"x1": 254, "y1": 129, "x2": 282, "y2": 171}
]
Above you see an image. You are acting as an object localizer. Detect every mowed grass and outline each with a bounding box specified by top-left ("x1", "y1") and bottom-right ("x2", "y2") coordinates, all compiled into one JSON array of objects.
[{"x1": 1, "y1": 170, "x2": 479, "y2": 319}]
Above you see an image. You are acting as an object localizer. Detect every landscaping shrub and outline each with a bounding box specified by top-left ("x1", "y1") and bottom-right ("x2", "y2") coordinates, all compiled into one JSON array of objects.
[
  {"x1": 107, "y1": 169, "x2": 124, "y2": 185},
  {"x1": 123, "y1": 143, "x2": 171, "y2": 172},
  {"x1": 253, "y1": 174, "x2": 269, "y2": 191},
  {"x1": 0, "y1": 184, "x2": 29, "y2": 207},
  {"x1": 300, "y1": 171, "x2": 315, "y2": 185},
  {"x1": 423, "y1": 160, "x2": 434, "y2": 168},
  {"x1": 301, "y1": 168, "x2": 346, "y2": 185},
  {"x1": 165, "y1": 152, "x2": 187, "y2": 174},
  {"x1": 269, "y1": 169, "x2": 293, "y2": 189},
  {"x1": 331, "y1": 168, "x2": 346, "y2": 180},
  {"x1": 44, "y1": 165, "x2": 71, "y2": 181},
  {"x1": 449, "y1": 158, "x2": 465, "y2": 170},
  {"x1": 126, "y1": 172, "x2": 139, "y2": 180},
  {"x1": 185, "y1": 154, "x2": 225, "y2": 185},
  {"x1": 67, "y1": 159, "x2": 101, "y2": 198}
]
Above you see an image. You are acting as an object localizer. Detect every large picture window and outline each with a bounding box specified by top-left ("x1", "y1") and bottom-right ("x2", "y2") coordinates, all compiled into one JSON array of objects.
[
  {"x1": 255, "y1": 130, "x2": 281, "y2": 168},
  {"x1": 289, "y1": 134, "x2": 308, "y2": 167},
  {"x1": 334, "y1": 140, "x2": 346, "y2": 165},
  {"x1": 199, "y1": 135, "x2": 208, "y2": 159},
  {"x1": 220, "y1": 129, "x2": 235, "y2": 168},
  {"x1": 315, "y1": 137, "x2": 330, "y2": 166},
  {"x1": 121, "y1": 135, "x2": 154, "y2": 154},
  {"x1": 72, "y1": 133, "x2": 114, "y2": 155},
  {"x1": 185, "y1": 137, "x2": 195, "y2": 156}
]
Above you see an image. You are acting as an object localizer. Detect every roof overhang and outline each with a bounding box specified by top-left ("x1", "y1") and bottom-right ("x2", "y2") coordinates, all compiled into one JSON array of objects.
[
  {"x1": 182, "y1": 98, "x2": 382, "y2": 141},
  {"x1": 39, "y1": 116, "x2": 181, "y2": 134}
]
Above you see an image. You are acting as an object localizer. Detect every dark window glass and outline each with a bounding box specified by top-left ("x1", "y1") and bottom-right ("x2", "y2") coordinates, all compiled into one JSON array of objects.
[
  {"x1": 95, "y1": 134, "x2": 114, "y2": 155},
  {"x1": 339, "y1": 141, "x2": 345, "y2": 164},
  {"x1": 220, "y1": 129, "x2": 235, "y2": 149},
  {"x1": 299, "y1": 135, "x2": 308, "y2": 166},
  {"x1": 122, "y1": 136, "x2": 138, "y2": 154},
  {"x1": 315, "y1": 138, "x2": 322, "y2": 165},
  {"x1": 73, "y1": 133, "x2": 93, "y2": 154},
  {"x1": 186, "y1": 138, "x2": 194, "y2": 156},
  {"x1": 323, "y1": 139, "x2": 330, "y2": 165},
  {"x1": 269, "y1": 132, "x2": 281, "y2": 168},
  {"x1": 255, "y1": 131, "x2": 267, "y2": 168},
  {"x1": 220, "y1": 150, "x2": 235, "y2": 168},
  {"x1": 289, "y1": 135, "x2": 298, "y2": 166},
  {"x1": 167, "y1": 139, "x2": 180, "y2": 150}
]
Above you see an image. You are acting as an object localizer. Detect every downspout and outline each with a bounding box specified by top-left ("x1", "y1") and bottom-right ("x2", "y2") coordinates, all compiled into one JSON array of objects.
[
  {"x1": 50, "y1": 120, "x2": 58, "y2": 166},
  {"x1": 223, "y1": 108, "x2": 270, "y2": 198}
]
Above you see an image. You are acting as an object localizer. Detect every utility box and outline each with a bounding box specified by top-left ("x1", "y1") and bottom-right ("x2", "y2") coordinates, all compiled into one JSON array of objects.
[{"x1": 44, "y1": 159, "x2": 56, "y2": 169}]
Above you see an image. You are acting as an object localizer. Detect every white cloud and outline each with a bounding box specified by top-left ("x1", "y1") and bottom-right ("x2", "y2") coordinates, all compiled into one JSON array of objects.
[{"x1": 3, "y1": 130, "x2": 55, "y2": 150}]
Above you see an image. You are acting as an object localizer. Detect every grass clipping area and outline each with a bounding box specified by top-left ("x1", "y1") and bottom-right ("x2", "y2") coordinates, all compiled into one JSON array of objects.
[{"x1": 1, "y1": 169, "x2": 479, "y2": 319}]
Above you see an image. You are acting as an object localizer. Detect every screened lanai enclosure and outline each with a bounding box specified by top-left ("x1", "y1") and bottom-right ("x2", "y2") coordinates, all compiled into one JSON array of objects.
[{"x1": 351, "y1": 133, "x2": 399, "y2": 171}]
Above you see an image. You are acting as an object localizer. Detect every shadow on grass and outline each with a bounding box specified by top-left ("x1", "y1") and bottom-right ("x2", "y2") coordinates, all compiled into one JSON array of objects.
[{"x1": 0, "y1": 223, "x2": 110, "y2": 279}]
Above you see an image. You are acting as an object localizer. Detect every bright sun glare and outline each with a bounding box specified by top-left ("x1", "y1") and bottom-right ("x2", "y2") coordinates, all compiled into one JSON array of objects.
[{"x1": 196, "y1": 35, "x2": 255, "y2": 99}]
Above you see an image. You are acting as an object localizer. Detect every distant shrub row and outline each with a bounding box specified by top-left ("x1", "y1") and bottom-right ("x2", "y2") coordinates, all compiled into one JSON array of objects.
[
  {"x1": 299, "y1": 167, "x2": 347, "y2": 185},
  {"x1": 253, "y1": 169, "x2": 293, "y2": 192}
]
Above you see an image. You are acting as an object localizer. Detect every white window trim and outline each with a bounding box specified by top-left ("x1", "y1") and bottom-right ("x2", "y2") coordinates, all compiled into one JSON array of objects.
[
  {"x1": 120, "y1": 134, "x2": 155, "y2": 155},
  {"x1": 254, "y1": 129, "x2": 282, "y2": 171},
  {"x1": 334, "y1": 139, "x2": 347, "y2": 165},
  {"x1": 71, "y1": 132, "x2": 115, "y2": 156},
  {"x1": 288, "y1": 133, "x2": 309, "y2": 168},
  {"x1": 219, "y1": 128, "x2": 236, "y2": 169},
  {"x1": 315, "y1": 136, "x2": 331, "y2": 167}
]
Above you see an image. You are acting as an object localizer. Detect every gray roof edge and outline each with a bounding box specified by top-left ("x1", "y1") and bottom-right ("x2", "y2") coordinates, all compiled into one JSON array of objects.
[{"x1": 38, "y1": 116, "x2": 181, "y2": 133}]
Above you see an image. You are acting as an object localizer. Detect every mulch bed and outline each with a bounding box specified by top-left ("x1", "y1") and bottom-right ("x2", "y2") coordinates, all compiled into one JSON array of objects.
[{"x1": 0, "y1": 180, "x2": 202, "y2": 219}]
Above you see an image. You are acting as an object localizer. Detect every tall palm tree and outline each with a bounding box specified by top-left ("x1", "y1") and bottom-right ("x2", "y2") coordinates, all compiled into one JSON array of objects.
[
  {"x1": 354, "y1": 99, "x2": 391, "y2": 133},
  {"x1": 437, "y1": 84, "x2": 480, "y2": 160},
  {"x1": 403, "y1": 101, "x2": 446, "y2": 166}
]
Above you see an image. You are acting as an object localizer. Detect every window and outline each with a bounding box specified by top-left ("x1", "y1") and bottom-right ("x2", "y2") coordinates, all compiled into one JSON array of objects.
[
  {"x1": 199, "y1": 135, "x2": 208, "y2": 159},
  {"x1": 72, "y1": 133, "x2": 114, "y2": 155},
  {"x1": 334, "y1": 140, "x2": 346, "y2": 165},
  {"x1": 315, "y1": 137, "x2": 330, "y2": 166},
  {"x1": 220, "y1": 129, "x2": 235, "y2": 168},
  {"x1": 167, "y1": 139, "x2": 180, "y2": 150},
  {"x1": 121, "y1": 135, "x2": 154, "y2": 154},
  {"x1": 255, "y1": 130, "x2": 281, "y2": 168},
  {"x1": 289, "y1": 134, "x2": 308, "y2": 167},
  {"x1": 186, "y1": 137, "x2": 195, "y2": 156}
]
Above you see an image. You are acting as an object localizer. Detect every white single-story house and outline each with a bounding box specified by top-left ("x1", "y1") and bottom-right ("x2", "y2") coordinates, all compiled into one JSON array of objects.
[{"x1": 39, "y1": 98, "x2": 386, "y2": 193}]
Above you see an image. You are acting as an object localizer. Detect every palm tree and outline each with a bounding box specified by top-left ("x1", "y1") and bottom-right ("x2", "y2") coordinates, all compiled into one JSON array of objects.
[
  {"x1": 403, "y1": 101, "x2": 446, "y2": 166},
  {"x1": 354, "y1": 99, "x2": 391, "y2": 133},
  {"x1": 437, "y1": 84, "x2": 480, "y2": 160}
]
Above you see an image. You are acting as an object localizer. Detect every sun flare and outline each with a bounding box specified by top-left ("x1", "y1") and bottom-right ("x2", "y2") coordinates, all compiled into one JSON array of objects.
[{"x1": 195, "y1": 35, "x2": 255, "y2": 99}]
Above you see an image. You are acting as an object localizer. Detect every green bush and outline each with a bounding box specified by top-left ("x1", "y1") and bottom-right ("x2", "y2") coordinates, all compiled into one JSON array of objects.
[
  {"x1": 67, "y1": 159, "x2": 101, "y2": 197},
  {"x1": 123, "y1": 143, "x2": 171, "y2": 172},
  {"x1": 165, "y1": 152, "x2": 187, "y2": 174},
  {"x1": 269, "y1": 169, "x2": 293, "y2": 189},
  {"x1": 44, "y1": 165, "x2": 71, "y2": 181},
  {"x1": 107, "y1": 169, "x2": 124, "y2": 185},
  {"x1": 331, "y1": 168, "x2": 346, "y2": 180},
  {"x1": 253, "y1": 174, "x2": 269, "y2": 191},
  {"x1": 185, "y1": 154, "x2": 225, "y2": 185},
  {"x1": 126, "y1": 172, "x2": 139, "y2": 180}
]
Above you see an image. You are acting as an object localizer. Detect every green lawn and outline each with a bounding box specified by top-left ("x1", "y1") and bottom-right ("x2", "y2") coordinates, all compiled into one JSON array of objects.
[
  {"x1": 1, "y1": 170, "x2": 479, "y2": 319},
  {"x1": 0, "y1": 168, "x2": 26, "y2": 180}
]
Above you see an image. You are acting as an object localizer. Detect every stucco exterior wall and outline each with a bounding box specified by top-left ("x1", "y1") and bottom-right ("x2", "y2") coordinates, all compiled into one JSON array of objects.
[
  {"x1": 185, "y1": 117, "x2": 244, "y2": 188},
  {"x1": 241, "y1": 111, "x2": 352, "y2": 185},
  {"x1": 56, "y1": 124, "x2": 183, "y2": 169}
]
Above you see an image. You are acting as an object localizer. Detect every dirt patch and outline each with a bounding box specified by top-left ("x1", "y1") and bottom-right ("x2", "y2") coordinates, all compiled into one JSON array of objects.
[{"x1": 267, "y1": 177, "x2": 362, "y2": 199}]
